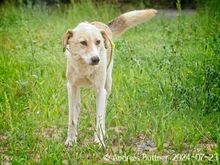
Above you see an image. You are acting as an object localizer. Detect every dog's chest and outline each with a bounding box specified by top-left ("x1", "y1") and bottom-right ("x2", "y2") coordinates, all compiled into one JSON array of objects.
[{"x1": 67, "y1": 66, "x2": 99, "y2": 87}]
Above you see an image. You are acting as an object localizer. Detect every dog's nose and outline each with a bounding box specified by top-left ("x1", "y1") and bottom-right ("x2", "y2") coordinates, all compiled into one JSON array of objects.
[{"x1": 91, "y1": 56, "x2": 100, "y2": 65}]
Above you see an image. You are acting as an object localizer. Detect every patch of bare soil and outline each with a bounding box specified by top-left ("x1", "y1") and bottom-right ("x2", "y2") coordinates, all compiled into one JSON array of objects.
[
  {"x1": 41, "y1": 126, "x2": 63, "y2": 141},
  {"x1": 103, "y1": 132, "x2": 217, "y2": 163},
  {"x1": 1, "y1": 155, "x2": 11, "y2": 165},
  {"x1": 0, "y1": 134, "x2": 11, "y2": 165},
  {"x1": 131, "y1": 134, "x2": 217, "y2": 154},
  {"x1": 0, "y1": 134, "x2": 8, "y2": 154}
]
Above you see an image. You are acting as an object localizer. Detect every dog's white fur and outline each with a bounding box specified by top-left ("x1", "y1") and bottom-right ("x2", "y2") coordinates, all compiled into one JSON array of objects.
[{"x1": 63, "y1": 9, "x2": 157, "y2": 147}]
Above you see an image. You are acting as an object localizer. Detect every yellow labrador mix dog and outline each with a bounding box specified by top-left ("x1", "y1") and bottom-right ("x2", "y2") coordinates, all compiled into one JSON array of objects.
[{"x1": 63, "y1": 9, "x2": 157, "y2": 147}]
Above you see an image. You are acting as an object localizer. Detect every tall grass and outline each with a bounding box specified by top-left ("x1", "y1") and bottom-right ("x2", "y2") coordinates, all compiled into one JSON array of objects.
[{"x1": 0, "y1": 1, "x2": 219, "y2": 163}]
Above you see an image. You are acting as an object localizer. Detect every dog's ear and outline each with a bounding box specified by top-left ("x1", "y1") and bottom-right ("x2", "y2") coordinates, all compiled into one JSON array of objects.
[
  {"x1": 100, "y1": 30, "x2": 109, "y2": 49},
  {"x1": 63, "y1": 29, "x2": 74, "y2": 52}
]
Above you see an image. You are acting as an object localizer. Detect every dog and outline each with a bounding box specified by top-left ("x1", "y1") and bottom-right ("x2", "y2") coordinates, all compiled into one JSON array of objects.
[{"x1": 63, "y1": 9, "x2": 157, "y2": 147}]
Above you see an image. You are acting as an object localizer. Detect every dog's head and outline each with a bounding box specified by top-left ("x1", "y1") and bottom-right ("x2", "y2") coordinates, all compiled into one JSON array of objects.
[{"x1": 63, "y1": 22, "x2": 109, "y2": 65}]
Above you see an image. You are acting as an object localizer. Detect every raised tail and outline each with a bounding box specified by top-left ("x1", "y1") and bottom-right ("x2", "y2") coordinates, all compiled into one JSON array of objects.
[{"x1": 108, "y1": 9, "x2": 157, "y2": 38}]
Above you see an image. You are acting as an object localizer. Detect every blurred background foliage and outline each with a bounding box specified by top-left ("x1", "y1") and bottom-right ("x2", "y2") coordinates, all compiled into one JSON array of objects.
[{"x1": 1, "y1": 0, "x2": 198, "y2": 9}]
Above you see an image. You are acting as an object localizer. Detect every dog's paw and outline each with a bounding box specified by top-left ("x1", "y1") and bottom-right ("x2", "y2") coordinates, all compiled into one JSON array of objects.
[
  {"x1": 94, "y1": 134, "x2": 105, "y2": 148},
  {"x1": 65, "y1": 137, "x2": 77, "y2": 147}
]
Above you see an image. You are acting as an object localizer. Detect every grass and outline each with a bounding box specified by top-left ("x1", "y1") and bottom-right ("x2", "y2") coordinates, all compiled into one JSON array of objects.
[{"x1": 0, "y1": 1, "x2": 220, "y2": 164}]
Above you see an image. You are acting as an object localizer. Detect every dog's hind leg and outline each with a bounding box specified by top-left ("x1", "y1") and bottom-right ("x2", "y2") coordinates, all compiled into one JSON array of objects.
[
  {"x1": 105, "y1": 61, "x2": 113, "y2": 97},
  {"x1": 65, "y1": 82, "x2": 80, "y2": 147}
]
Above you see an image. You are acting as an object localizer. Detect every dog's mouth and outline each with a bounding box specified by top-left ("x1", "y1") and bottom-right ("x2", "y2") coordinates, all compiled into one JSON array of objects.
[{"x1": 89, "y1": 62, "x2": 99, "y2": 65}]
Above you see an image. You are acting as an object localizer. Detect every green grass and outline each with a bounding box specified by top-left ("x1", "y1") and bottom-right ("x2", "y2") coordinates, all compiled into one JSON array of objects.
[{"x1": 0, "y1": 2, "x2": 220, "y2": 164}]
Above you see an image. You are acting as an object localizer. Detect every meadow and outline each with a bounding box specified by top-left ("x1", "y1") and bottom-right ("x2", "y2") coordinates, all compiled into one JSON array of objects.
[{"x1": 0, "y1": 1, "x2": 219, "y2": 164}]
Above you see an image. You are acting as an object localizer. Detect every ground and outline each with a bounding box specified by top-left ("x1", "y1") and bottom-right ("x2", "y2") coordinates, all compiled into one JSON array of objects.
[{"x1": 0, "y1": 2, "x2": 219, "y2": 164}]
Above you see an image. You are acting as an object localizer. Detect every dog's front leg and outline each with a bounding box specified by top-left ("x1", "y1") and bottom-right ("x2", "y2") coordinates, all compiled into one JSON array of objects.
[
  {"x1": 94, "y1": 88, "x2": 107, "y2": 146},
  {"x1": 65, "y1": 82, "x2": 80, "y2": 147}
]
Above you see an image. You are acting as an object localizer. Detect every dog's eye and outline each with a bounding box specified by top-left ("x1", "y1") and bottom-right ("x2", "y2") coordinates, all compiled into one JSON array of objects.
[
  {"x1": 80, "y1": 41, "x2": 87, "y2": 46},
  {"x1": 96, "y1": 40, "x2": 100, "y2": 45}
]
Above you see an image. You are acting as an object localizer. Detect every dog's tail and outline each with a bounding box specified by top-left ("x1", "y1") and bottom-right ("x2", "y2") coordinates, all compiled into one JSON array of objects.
[{"x1": 108, "y1": 9, "x2": 157, "y2": 38}]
